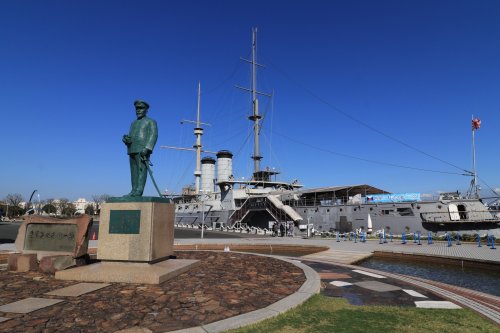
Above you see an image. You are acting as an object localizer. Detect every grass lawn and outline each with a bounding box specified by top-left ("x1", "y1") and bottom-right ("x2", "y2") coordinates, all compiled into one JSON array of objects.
[{"x1": 227, "y1": 294, "x2": 499, "y2": 333}]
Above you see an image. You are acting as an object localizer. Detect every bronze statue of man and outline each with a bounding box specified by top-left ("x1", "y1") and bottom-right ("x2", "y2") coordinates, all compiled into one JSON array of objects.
[{"x1": 122, "y1": 100, "x2": 158, "y2": 197}]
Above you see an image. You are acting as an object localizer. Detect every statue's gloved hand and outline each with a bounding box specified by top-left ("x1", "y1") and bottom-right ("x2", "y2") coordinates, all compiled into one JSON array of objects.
[
  {"x1": 140, "y1": 148, "x2": 151, "y2": 157},
  {"x1": 122, "y1": 135, "x2": 132, "y2": 144}
]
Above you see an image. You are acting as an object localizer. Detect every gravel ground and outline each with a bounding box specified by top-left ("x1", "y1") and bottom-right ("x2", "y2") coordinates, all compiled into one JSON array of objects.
[{"x1": 0, "y1": 251, "x2": 305, "y2": 333}]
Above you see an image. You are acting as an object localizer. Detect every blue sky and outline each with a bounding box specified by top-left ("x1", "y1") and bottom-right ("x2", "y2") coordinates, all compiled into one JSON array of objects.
[{"x1": 1, "y1": 0, "x2": 499, "y2": 201}]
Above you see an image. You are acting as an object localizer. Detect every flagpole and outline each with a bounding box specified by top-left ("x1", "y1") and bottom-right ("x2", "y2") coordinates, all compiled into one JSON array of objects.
[
  {"x1": 467, "y1": 115, "x2": 481, "y2": 199},
  {"x1": 471, "y1": 114, "x2": 478, "y2": 198}
]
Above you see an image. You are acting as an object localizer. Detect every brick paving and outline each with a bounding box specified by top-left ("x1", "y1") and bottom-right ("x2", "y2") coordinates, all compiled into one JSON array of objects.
[{"x1": 0, "y1": 251, "x2": 305, "y2": 333}]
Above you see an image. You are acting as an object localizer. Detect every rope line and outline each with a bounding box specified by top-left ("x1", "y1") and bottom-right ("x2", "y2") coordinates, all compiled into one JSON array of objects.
[
  {"x1": 273, "y1": 130, "x2": 467, "y2": 176},
  {"x1": 266, "y1": 60, "x2": 471, "y2": 174}
]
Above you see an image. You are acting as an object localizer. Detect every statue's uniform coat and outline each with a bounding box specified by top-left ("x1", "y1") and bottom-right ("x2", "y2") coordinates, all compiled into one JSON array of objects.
[
  {"x1": 126, "y1": 116, "x2": 158, "y2": 196},
  {"x1": 127, "y1": 117, "x2": 158, "y2": 154}
]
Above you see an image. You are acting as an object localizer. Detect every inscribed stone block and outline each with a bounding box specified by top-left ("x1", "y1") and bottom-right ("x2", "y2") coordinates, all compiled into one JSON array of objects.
[{"x1": 15, "y1": 215, "x2": 93, "y2": 258}]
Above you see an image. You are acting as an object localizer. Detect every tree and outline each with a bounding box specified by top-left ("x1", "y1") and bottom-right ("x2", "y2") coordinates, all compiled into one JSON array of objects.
[
  {"x1": 61, "y1": 203, "x2": 77, "y2": 216},
  {"x1": 84, "y1": 204, "x2": 95, "y2": 215},
  {"x1": 43, "y1": 203, "x2": 57, "y2": 215},
  {"x1": 92, "y1": 194, "x2": 111, "y2": 214},
  {"x1": 5, "y1": 193, "x2": 24, "y2": 208},
  {"x1": 56, "y1": 198, "x2": 70, "y2": 216},
  {"x1": 4, "y1": 193, "x2": 24, "y2": 217},
  {"x1": 42, "y1": 198, "x2": 57, "y2": 215}
]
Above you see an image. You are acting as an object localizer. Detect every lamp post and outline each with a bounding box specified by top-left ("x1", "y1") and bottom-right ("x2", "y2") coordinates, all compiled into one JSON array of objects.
[{"x1": 200, "y1": 191, "x2": 206, "y2": 239}]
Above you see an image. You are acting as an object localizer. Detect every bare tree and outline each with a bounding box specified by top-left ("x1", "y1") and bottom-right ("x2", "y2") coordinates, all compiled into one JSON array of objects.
[
  {"x1": 5, "y1": 193, "x2": 24, "y2": 207},
  {"x1": 56, "y1": 198, "x2": 70, "y2": 216},
  {"x1": 4, "y1": 193, "x2": 24, "y2": 217},
  {"x1": 92, "y1": 194, "x2": 111, "y2": 214}
]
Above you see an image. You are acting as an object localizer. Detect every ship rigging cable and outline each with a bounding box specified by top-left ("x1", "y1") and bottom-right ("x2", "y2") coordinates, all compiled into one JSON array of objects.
[
  {"x1": 273, "y1": 130, "x2": 467, "y2": 176},
  {"x1": 266, "y1": 60, "x2": 472, "y2": 175}
]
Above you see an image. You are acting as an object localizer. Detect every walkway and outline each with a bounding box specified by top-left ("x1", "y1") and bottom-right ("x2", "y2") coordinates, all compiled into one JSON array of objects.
[{"x1": 172, "y1": 236, "x2": 500, "y2": 265}]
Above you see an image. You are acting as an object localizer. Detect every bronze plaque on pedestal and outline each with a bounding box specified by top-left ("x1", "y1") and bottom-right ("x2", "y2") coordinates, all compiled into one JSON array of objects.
[{"x1": 109, "y1": 210, "x2": 141, "y2": 234}]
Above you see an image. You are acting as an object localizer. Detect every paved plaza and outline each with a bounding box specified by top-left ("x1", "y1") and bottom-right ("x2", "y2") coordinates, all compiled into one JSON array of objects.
[{"x1": 0, "y1": 234, "x2": 499, "y2": 331}]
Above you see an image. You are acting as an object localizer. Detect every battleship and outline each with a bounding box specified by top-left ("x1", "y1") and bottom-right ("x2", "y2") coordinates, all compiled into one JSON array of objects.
[{"x1": 165, "y1": 28, "x2": 500, "y2": 236}]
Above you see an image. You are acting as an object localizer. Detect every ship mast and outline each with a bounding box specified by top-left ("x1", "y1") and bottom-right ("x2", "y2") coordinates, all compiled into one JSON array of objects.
[
  {"x1": 250, "y1": 28, "x2": 261, "y2": 174},
  {"x1": 160, "y1": 82, "x2": 215, "y2": 194},
  {"x1": 236, "y1": 27, "x2": 272, "y2": 177},
  {"x1": 194, "y1": 81, "x2": 203, "y2": 193}
]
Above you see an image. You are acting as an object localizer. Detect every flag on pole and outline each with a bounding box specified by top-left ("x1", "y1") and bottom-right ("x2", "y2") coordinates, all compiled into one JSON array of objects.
[{"x1": 472, "y1": 118, "x2": 481, "y2": 131}]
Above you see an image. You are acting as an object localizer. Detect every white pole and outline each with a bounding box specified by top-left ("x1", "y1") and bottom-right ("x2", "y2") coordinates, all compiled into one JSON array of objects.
[
  {"x1": 195, "y1": 82, "x2": 202, "y2": 194},
  {"x1": 201, "y1": 195, "x2": 205, "y2": 239},
  {"x1": 307, "y1": 217, "x2": 311, "y2": 238},
  {"x1": 471, "y1": 114, "x2": 478, "y2": 198}
]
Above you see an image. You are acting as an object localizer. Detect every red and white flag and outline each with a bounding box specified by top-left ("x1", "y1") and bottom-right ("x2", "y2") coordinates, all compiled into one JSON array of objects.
[{"x1": 472, "y1": 118, "x2": 481, "y2": 131}]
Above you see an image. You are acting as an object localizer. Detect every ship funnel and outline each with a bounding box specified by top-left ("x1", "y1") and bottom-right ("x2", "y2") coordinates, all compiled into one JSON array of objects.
[
  {"x1": 201, "y1": 156, "x2": 216, "y2": 193},
  {"x1": 216, "y1": 150, "x2": 233, "y2": 182}
]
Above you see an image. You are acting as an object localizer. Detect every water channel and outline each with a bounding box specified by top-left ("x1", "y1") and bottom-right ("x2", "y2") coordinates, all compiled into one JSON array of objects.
[{"x1": 358, "y1": 257, "x2": 500, "y2": 296}]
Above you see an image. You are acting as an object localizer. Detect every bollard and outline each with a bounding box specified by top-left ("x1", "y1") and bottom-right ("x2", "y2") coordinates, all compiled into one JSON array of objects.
[
  {"x1": 379, "y1": 233, "x2": 383, "y2": 244},
  {"x1": 343, "y1": 232, "x2": 347, "y2": 241},
  {"x1": 447, "y1": 233, "x2": 452, "y2": 247},
  {"x1": 413, "y1": 232, "x2": 417, "y2": 243},
  {"x1": 417, "y1": 231, "x2": 421, "y2": 245},
  {"x1": 349, "y1": 232, "x2": 352, "y2": 241},
  {"x1": 456, "y1": 233, "x2": 461, "y2": 245},
  {"x1": 390, "y1": 232, "x2": 393, "y2": 242},
  {"x1": 487, "y1": 234, "x2": 491, "y2": 247},
  {"x1": 354, "y1": 232, "x2": 357, "y2": 243},
  {"x1": 383, "y1": 231, "x2": 388, "y2": 243},
  {"x1": 402, "y1": 232, "x2": 407, "y2": 244},
  {"x1": 477, "y1": 233, "x2": 482, "y2": 247},
  {"x1": 336, "y1": 232, "x2": 340, "y2": 242},
  {"x1": 428, "y1": 232, "x2": 433, "y2": 245},
  {"x1": 491, "y1": 236, "x2": 496, "y2": 250}
]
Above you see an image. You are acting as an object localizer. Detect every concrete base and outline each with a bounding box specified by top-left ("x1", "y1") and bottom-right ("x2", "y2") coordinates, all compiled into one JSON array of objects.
[
  {"x1": 97, "y1": 199, "x2": 174, "y2": 262},
  {"x1": 55, "y1": 259, "x2": 200, "y2": 284}
]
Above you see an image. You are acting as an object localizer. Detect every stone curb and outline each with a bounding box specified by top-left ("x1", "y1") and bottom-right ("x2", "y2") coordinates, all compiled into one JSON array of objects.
[{"x1": 167, "y1": 254, "x2": 320, "y2": 333}]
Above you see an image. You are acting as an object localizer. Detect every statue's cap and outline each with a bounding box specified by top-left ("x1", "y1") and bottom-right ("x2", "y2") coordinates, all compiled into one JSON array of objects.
[{"x1": 134, "y1": 100, "x2": 149, "y2": 108}]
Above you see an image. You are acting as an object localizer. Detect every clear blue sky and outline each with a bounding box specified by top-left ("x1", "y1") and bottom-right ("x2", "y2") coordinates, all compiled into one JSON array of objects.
[{"x1": 1, "y1": 0, "x2": 499, "y2": 201}]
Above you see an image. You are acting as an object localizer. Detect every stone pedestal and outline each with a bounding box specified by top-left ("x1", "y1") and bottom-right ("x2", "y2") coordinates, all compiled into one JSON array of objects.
[
  {"x1": 57, "y1": 197, "x2": 199, "y2": 284},
  {"x1": 55, "y1": 197, "x2": 199, "y2": 284},
  {"x1": 97, "y1": 197, "x2": 174, "y2": 262}
]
